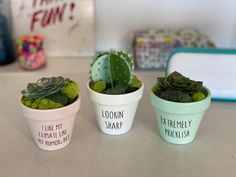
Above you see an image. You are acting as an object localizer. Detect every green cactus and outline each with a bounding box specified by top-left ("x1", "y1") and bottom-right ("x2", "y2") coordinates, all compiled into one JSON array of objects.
[{"x1": 90, "y1": 50, "x2": 134, "y2": 88}]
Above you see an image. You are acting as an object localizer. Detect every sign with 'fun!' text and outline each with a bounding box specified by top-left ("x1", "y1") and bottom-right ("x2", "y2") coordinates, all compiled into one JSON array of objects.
[{"x1": 11, "y1": 0, "x2": 94, "y2": 57}]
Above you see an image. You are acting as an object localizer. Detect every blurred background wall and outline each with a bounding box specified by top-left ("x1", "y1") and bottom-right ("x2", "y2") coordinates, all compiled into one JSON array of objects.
[
  {"x1": 2, "y1": 0, "x2": 236, "y2": 52},
  {"x1": 95, "y1": 0, "x2": 236, "y2": 51}
]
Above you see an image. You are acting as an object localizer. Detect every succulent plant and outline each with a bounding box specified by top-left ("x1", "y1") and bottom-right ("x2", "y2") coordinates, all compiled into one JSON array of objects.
[
  {"x1": 158, "y1": 71, "x2": 202, "y2": 93},
  {"x1": 90, "y1": 50, "x2": 134, "y2": 87},
  {"x1": 153, "y1": 71, "x2": 206, "y2": 103},
  {"x1": 21, "y1": 76, "x2": 69, "y2": 99},
  {"x1": 21, "y1": 76, "x2": 80, "y2": 109}
]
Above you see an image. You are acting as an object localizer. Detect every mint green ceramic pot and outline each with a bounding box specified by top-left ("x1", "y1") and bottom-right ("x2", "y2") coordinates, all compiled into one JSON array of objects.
[{"x1": 150, "y1": 87, "x2": 211, "y2": 144}]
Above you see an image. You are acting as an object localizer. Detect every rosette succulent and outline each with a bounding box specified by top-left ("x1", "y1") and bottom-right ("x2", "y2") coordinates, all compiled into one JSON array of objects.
[
  {"x1": 89, "y1": 50, "x2": 142, "y2": 94},
  {"x1": 21, "y1": 76, "x2": 79, "y2": 109},
  {"x1": 152, "y1": 71, "x2": 207, "y2": 102},
  {"x1": 22, "y1": 76, "x2": 69, "y2": 99}
]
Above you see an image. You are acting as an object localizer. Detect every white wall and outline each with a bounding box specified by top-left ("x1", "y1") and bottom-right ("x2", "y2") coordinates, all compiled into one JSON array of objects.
[
  {"x1": 95, "y1": 0, "x2": 236, "y2": 51},
  {"x1": 2, "y1": 0, "x2": 236, "y2": 52},
  {"x1": 0, "y1": 0, "x2": 11, "y2": 22}
]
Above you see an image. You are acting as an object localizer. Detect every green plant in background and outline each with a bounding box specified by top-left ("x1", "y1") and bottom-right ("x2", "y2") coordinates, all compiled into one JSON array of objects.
[
  {"x1": 90, "y1": 50, "x2": 142, "y2": 94},
  {"x1": 21, "y1": 76, "x2": 79, "y2": 109},
  {"x1": 152, "y1": 71, "x2": 207, "y2": 103}
]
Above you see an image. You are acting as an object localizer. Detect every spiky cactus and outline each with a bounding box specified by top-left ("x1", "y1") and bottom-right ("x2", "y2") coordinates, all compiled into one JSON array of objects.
[
  {"x1": 89, "y1": 50, "x2": 142, "y2": 94},
  {"x1": 90, "y1": 50, "x2": 134, "y2": 87}
]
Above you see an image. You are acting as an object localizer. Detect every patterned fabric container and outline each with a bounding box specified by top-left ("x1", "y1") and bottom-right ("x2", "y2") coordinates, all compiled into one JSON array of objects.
[{"x1": 134, "y1": 29, "x2": 215, "y2": 70}]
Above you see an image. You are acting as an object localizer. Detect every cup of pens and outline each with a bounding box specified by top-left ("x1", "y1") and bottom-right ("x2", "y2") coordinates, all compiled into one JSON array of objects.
[{"x1": 16, "y1": 35, "x2": 46, "y2": 70}]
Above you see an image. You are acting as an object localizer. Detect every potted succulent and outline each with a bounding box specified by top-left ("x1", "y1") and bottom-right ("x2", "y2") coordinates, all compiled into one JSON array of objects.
[
  {"x1": 19, "y1": 76, "x2": 80, "y2": 151},
  {"x1": 150, "y1": 71, "x2": 211, "y2": 144},
  {"x1": 87, "y1": 50, "x2": 144, "y2": 135}
]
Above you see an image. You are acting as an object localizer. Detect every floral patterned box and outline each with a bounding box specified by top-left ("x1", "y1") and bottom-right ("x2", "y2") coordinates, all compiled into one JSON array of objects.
[{"x1": 133, "y1": 29, "x2": 215, "y2": 70}]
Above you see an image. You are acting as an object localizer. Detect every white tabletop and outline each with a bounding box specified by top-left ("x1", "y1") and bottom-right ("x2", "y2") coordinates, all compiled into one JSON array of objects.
[
  {"x1": 0, "y1": 57, "x2": 92, "y2": 73},
  {"x1": 0, "y1": 60, "x2": 236, "y2": 177}
]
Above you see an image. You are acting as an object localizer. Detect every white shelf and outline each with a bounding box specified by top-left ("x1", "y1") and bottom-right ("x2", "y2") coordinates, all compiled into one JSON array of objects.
[
  {"x1": 0, "y1": 57, "x2": 92, "y2": 73},
  {"x1": 0, "y1": 71, "x2": 235, "y2": 177}
]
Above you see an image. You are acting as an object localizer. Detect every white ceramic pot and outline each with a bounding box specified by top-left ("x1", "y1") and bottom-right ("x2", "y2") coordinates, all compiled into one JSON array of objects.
[
  {"x1": 88, "y1": 82, "x2": 144, "y2": 135},
  {"x1": 20, "y1": 96, "x2": 80, "y2": 151}
]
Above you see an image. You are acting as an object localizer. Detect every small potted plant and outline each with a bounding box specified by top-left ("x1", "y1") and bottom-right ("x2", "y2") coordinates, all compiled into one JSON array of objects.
[
  {"x1": 87, "y1": 50, "x2": 144, "y2": 135},
  {"x1": 150, "y1": 71, "x2": 211, "y2": 144},
  {"x1": 19, "y1": 76, "x2": 80, "y2": 151}
]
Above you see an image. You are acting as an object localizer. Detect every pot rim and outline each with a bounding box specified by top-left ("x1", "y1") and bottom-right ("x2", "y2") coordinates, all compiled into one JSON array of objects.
[
  {"x1": 87, "y1": 80, "x2": 144, "y2": 96},
  {"x1": 151, "y1": 86, "x2": 211, "y2": 104},
  {"x1": 19, "y1": 95, "x2": 81, "y2": 121},
  {"x1": 87, "y1": 81, "x2": 144, "y2": 105},
  {"x1": 150, "y1": 86, "x2": 211, "y2": 114},
  {"x1": 19, "y1": 95, "x2": 80, "y2": 112}
]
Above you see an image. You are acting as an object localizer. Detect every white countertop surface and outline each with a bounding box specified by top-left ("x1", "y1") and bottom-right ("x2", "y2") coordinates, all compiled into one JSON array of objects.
[{"x1": 0, "y1": 59, "x2": 236, "y2": 177}]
